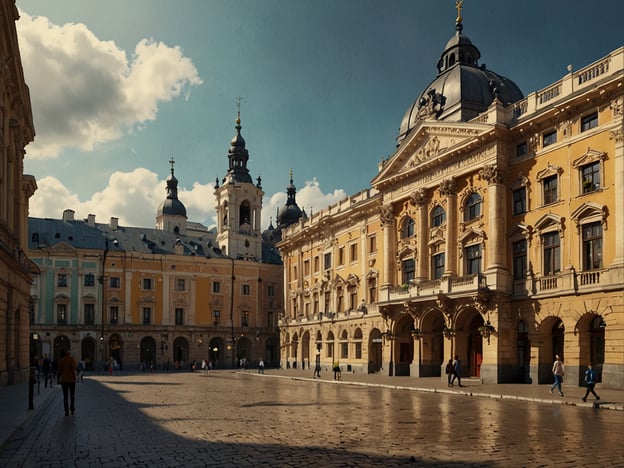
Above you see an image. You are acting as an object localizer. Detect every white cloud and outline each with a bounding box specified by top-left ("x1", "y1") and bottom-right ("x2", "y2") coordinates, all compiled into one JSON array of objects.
[
  {"x1": 30, "y1": 171, "x2": 345, "y2": 232},
  {"x1": 16, "y1": 11, "x2": 202, "y2": 158}
]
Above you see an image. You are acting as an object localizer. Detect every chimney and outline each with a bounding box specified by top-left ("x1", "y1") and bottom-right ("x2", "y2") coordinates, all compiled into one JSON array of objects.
[
  {"x1": 110, "y1": 217, "x2": 118, "y2": 230},
  {"x1": 62, "y1": 209, "x2": 75, "y2": 222},
  {"x1": 86, "y1": 214, "x2": 96, "y2": 227}
]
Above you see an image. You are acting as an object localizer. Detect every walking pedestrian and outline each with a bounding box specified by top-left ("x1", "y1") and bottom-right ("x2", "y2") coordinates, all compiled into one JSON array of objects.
[
  {"x1": 332, "y1": 361, "x2": 341, "y2": 380},
  {"x1": 451, "y1": 355, "x2": 463, "y2": 387},
  {"x1": 582, "y1": 363, "x2": 600, "y2": 402},
  {"x1": 42, "y1": 353, "x2": 52, "y2": 388},
  {"x1": 57, "y1": 349, "x2": 78, "y2": 416},
  {"x1": 549, "y1": 354, "x2": 565, "y2": 396},
  {"x1": 313, "y1": 353, "x2": 321, "y2": 378},
  {"x1": 445, "y1": 359, "x2": 454, "y2": 387},
  {"x1": 258, "y1": 359, "x2": 265, "y2": 374}
]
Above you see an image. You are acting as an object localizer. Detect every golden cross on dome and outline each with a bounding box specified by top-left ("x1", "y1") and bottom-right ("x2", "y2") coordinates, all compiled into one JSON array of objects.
[
  {"x1": 455, "y1": 0, "x2": 463, "y2": 23},
  {"x1": 235, "y1": 96, "x2": 246, "y2": 124}
]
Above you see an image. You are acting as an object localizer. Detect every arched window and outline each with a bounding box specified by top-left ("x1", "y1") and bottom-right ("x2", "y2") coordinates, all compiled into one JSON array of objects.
[
  {"x1": 431, "y1": 205, "x2": 446, "y2": 227},
  {"x1": 401, "y1": 217, "x2": 415, "y2": 239},
  {"x1": 464, "y1": 193, "x2": 482, "y2": 222}
]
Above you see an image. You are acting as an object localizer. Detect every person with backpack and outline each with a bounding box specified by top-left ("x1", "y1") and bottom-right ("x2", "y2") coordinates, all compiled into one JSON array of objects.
[{"x1": 582, "y1": 363, "x2": 600, "y2": 402}]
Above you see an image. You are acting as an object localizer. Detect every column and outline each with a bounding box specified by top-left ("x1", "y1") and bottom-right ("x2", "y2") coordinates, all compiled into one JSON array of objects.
[
  {"x1": 480, "y1": 164, "x2": 507, "y2": 269},
  {"x1": 411, "y1": 189, "x2": 429, "y2": 280},
  {"x1": 380, "y1": 204, "x2": 395, "y2": 287},
  {"x1": 439, "y1": 179, "x2": 457, "y2": 276}
]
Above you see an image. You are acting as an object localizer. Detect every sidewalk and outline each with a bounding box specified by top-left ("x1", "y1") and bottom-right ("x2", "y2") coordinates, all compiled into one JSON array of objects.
[
  {"x1": 251, "y1": 367, "x2": 624, "y2": 411},
  {"x1": 1, "y1": 369, "x2": 622, "y2": 454}
]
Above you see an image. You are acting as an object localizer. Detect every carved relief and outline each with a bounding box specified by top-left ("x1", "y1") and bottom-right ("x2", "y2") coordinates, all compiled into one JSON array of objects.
[
  {"x1": 379, "y1": 205, "x2": 394, "y2": 226},
  {"x1": 409, "y1": 188, "x2": 428, "y2": 207},
  {"x1": 611, "y1": 97, "x2": 624, "y2": 117},
  {"x1": 416, "y1": 89, "x2": 446, "y2": 119},
  {"x1": 438, "y1": 178, "x2": 457, "y2": 197},
  {"x1": 410, "y1": 135, "x2": 441, "y2": 165},
  {"x1": 478, "y1": 164, "x2": 506, "y2": 185}
]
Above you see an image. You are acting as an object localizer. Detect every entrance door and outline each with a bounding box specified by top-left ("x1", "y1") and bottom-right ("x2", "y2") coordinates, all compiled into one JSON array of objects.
[{"x1": 470, "y1": 332, "x2": 483, "y2": 377}]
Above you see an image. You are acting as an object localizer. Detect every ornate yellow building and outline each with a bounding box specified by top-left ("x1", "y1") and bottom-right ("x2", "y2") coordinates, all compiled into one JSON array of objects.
[
  {"x1": 278, "y1": 14, "x2": 624, "y2": 388},
  {"x1": 0, "y1": 0, "x2": 38, "y2": 386},
  {"x1": 29, "y1": 121, "x2": 284, "y2": 371}
]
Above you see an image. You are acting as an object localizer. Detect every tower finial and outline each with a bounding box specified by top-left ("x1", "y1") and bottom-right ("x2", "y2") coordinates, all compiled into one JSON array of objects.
[
  {"x1": 455, "y1": 0, "x2": 463, "y2": 25},
  {"x1": 235, "y1": 96, "x2": 246, "y2": 125},
  {"x1": 169, "y1": 157, "x2": 175, "y2": 175},
  {"x1": 290, "y1": 168, "x2": 293, "y2": 182}
]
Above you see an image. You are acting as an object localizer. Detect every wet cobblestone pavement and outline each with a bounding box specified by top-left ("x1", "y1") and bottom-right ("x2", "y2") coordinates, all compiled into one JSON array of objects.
[{"x1": 1, "y1": 371, "x2": 623, "y2": 467}]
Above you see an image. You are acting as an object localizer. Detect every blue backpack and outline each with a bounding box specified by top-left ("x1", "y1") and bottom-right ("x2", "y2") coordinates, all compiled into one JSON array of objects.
[{"x1": 585, "y1": 368, "x2": 596, "y2": 384}]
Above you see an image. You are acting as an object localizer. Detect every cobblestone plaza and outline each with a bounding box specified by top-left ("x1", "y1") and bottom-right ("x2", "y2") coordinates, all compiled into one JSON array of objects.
[{"x1": 1, "y1": 371, "x2": 623, "y2": 467}]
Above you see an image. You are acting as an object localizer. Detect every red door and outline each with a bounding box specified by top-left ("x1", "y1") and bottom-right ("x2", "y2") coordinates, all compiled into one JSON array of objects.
[{"x1": 470, "y1": 333, "x2": 483, "y2": 377}]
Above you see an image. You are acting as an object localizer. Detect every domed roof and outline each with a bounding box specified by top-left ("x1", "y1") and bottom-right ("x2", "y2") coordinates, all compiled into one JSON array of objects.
[
  {"x1": 397, "y1": 18, "x2": 523, "y2": 143},
  {"x1": 277, "y1": 172, "x2": 303, "y2": 228},
  {"x1": 159, "y1": 198, "x2": 187, "y2": 217},
  {"x1": 158, "y1": 158, "x2": 187, "y2": 218}
]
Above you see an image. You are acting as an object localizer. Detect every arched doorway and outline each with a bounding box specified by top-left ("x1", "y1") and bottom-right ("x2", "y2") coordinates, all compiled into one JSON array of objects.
[
  {"x1": 140, "y1": 336, "x2": 157, "y2": 370},
  {"x1": 395, "y1": 316, "x2": 414, "y2": 376},
  {"x1": 589, "y1": 316, "x2": 605, "y2": 381},
  {"x1": 552, "y1": 319, "x2": 565, "y2": 360},
  {"x1": 53, "y1": 335, "x2": 71, "y2": 362},
  {"x1": 301, "y1": 330, "x2": 311, "y2": 370},
  {"x1": 264, "y1": 337, "x2": 277, "y2": 367},
  {"x1": 173, "y1": 336, "x2": 189, "y2": 368},
  {"x1": 291, "y1": 333, "x2": 299, "y2": 369},
  {"x1": 368, "y1": 329, "x2": 382, "y2": 374},
  {"x1": 468, "y1": 315, "x2": 485, "y2": 377},
  {"x1": 209, "y1": 337, "x2": 224, "y2": 368},
  {"x1": 109, "y1": 334, "x2": 123, "y2": 370},
  {"x1": 420, "y1": 309, "x2": 445, "y2": 377},
  {"x1": 236, "y1": 336, "x2": 251, "y2": 367},
  {"x1": 81, "y1": 337, "x2": 97, "y2": 371}
]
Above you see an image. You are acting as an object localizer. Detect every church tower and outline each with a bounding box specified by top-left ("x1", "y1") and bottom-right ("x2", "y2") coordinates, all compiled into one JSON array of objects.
[
  {"x1": 215, "y1": 111, "x2": 264, "y2": 260},
  {"x1": 156, "y1": 157, "x2": 187, "y2": 235}
]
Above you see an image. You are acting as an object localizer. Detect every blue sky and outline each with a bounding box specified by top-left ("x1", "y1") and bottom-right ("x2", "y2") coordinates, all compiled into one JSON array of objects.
[{"x1": 16, "y1": 0, "x2": 624, "y2": 230}]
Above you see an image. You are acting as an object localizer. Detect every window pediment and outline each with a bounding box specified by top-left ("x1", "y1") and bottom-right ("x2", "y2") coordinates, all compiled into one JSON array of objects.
[
  {"x1": 511, "y1": 173, "x2": 530, "y2": 190},
  {"x1": 508, "y1": 223, "x2": 532, "y2": 241},
  {"x1": 570, "y1": 202, "x2": 608, "y2": 231},
  {"x1": 572, "y1": 148, "x2": 606, "y2": 168},
  {"x1": 458, "y1": 227, "x2": 485, "y2": 243},
  {"x1": 536, "y1": 163, "x2": 563, "y2": 181}
]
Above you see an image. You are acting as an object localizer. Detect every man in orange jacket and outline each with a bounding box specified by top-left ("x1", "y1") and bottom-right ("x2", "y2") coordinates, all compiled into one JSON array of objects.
[{"x1": 57, "y1": 349, "x2": 78, "y2": 416}]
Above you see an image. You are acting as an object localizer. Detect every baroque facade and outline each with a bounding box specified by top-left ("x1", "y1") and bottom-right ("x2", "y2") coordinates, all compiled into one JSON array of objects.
[
  {"x1": 28, "y1": 118, "x2": 284, "y2": 370},
  {"x1": 0, "y1": 0, "x2": 38, "y2": 386},
  {"x1": 277, "y1": 14, "x2": 624, "y2": 388}
]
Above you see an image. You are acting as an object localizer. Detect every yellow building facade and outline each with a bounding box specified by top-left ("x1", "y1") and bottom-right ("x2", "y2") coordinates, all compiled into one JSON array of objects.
[
  {"x1": 278, "y1": 18, "x2": 624, "y2": 388},
  {"x1": 0, "y1": 0, "x2": 38, "y2": 386}
]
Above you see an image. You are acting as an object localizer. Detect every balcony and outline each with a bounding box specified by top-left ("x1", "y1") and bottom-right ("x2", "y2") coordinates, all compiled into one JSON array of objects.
[{"x1": 386, "y1": 274, "x2": 485, "y2": 302}]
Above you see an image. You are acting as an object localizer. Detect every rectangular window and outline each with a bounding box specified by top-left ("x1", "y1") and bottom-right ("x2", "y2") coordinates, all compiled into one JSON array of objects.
[
  {"x1": 84, "y1": 273, "x2": 95, "y2": 287},
  {"x1": 304, "y1": 260, "x2": 310, "y2": 276},
  {"x1": 142, "y1": 278, "x2": 153, "y2": 290},
  {"x1": 402, "y1": 258, "x2": 415, "y2": 284},
  {"x1": 324, "y1": 291, "x2": 330, "y2": 312},
  {"x1": 368, "y1": 235, "x2": 377, "y2": 254},
  {"x1": 314, "y1": 256, "x2": 319, "y2": 272},
  {"x1": 513, "y1": 187, "x2": 527, "y2": 215},
  {"x1": 109, "y1": 277, "x2": 120, "y2": 289},
  {"x1": 242, "y1": 284, "x2": 250, "y2": 295},
  {"x1": 242, "y1": 311, "x2": 249, "y2": 327},
  {"x1": 516, "y1": 141, "x2": 528, "y2": 157},
  {"x1": 175, "y1": 279, "x2": 185, "y2": 291},
  {"x1": 267, "y1": 285, "x2": 275, "y2": 297},
  {"x1": 368, "y1": 282, "x2": 377, "y2": 303},
  {"x1": 543, "y1": 232, "x2": 560, "y2": 276},
  {"x1": 57, "y1": 304, "x2": 67, "y2": 325},
  {"x1": 465, "y1": 244, "x2": 482, "y2": 275},
  {"x1": 267, "y1": 311, "x2": 274, "y2": 328},
  {"x1": 350, "y1": 243, "x2": 358, "y2": 263},
  {"x1": 581, "y1": 111, "x2": 598, "y2": 132},
  {"x1": 512, "y1": 240, "x2": 527, "y2": 280},
  {"x1": 84, "y1": 303, "x2": 95, "y2": 325},
  {"x1": 143, "y1": 307, "x2": 152, "y2": 325},
  {"x1": 175, "y1": 308, "x2": 184, "y2": 325},
  {"x1": 355, "y1": 342, "x2": 362, "y2": 360},
  {"x1": 543, "y1": 130, "x2": 557, "y2": 147},
  {"x1": 213, "y1": 310, "x2": 220, "y2": 326},
  {"x1": 543, "y1": 175, "x2": 558, "y2": 205},
  {"x1": 433, "y1": 253, "x2": 445, "y2": 279},
  {"x1": 341, "y1": 342, "x2": 348, "y2": 359},
  {"x1": 350, "y1": 291, "x2": 357, "y2": 310},
  {"x1": 213, "y1": 281, "x2": 220, "y2": 293},
  {"x1": 57, "y1": 274, "x2": 67, "y2": 288},
  {"x1": 324, "y1": 253, "x2": 332, "y2": 270},
  {"x1": 338, "y1": 247, "x2": 345, "y2": 265},
  {"x1": 337, "y1": 289, "x2": 343, "y2": 312},
  {"x1": 581, "y1": 162, "x2": 600, "y2": 194},
  {"x1": 110, "y1": 306, "x2": 119, "y2": 325},
  {"x1": 582, "y1": 222, "x2": 603, "y2": 271}
]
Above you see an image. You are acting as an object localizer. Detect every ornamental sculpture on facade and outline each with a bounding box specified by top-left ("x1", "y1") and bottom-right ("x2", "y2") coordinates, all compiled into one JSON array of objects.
[
  {"x1": 438, "y1": 178, "x2": 457, "y2": 197},
  {"x1": 479, "y1": 164, "x2": 505, "y2": 185}
]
